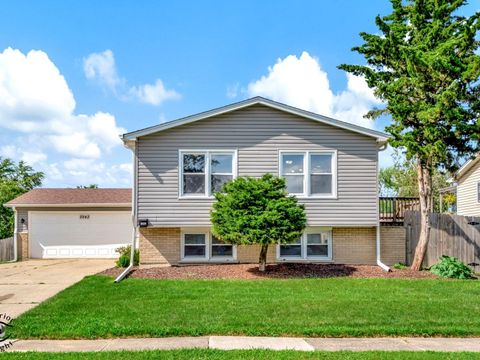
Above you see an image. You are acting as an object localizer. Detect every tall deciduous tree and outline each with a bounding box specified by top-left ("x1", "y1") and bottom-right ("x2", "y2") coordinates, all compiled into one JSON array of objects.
[
  {"x1": 211, "y1": 174, "x2": 307, "y2": 271},
  {"x1": 379, "y1": 152, "x2": 455, "y2": 211},
  {"x1": 339, "y1": 0, "x2": 480, "y2": 270},
  {"x1": 0, "y1": 158, "x2": 44, "y2": 238}
]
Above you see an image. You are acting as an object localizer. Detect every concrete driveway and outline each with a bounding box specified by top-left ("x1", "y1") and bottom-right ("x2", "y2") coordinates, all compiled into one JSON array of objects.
[{"x1": 0, "y1": 259, "x2": 113, "y2": 318}]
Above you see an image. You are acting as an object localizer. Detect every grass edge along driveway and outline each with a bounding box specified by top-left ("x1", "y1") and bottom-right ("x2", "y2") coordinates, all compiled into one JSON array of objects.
[{"x1": 10, "y1": 275, "x2": 480, "y2": 339}]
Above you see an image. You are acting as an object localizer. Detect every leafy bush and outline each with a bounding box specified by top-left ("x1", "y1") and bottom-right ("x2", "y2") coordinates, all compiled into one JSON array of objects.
[
  {"x1": 115, "y1": 245, "x2": 139, "y2": 268},
  {"x1": 430, "y1": 256, "x2": 474, "y2": 279},
  {"x1": 393, "y1": 262, "x2": 407, "y2": 270}
]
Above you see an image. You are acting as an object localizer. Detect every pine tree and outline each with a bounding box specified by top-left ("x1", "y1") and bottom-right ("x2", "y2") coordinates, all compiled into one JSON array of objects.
[{"x1": 339, "y1": 0, "x2": 480, "y2": 270}]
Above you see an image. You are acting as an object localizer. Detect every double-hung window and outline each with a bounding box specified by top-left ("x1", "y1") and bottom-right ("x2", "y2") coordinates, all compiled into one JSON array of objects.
[
  {"x1": 181, "y1": 230, "x2": 235, "y2": 261},
  {"x1": 278, "y1": 228, "x2": 332, "y2": 261},
  {"x1": 279, "y1": 151, "x2": 336, "y2": 197},
  {"x1": 180, "y1": 150, "x2": 236, "y2": 197},
  {"x1": 477, "y1": 181, "x2": 480, "y2": 203}
]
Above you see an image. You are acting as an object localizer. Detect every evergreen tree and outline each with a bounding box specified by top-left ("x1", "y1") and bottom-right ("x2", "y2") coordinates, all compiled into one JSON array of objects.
[{"x1": 339, "y1": 0, "x2": 480, "y2": 270}]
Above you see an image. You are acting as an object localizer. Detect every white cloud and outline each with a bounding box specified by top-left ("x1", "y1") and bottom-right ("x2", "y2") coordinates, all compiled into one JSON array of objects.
[
  {"x1": 247, "y1": 51, "x2": 381, "y2": 129},
  {"x1": 0, "y1": 47, "x2": 125, "y2": 160},
  {"x1": 20, "y1": 151, "x2": 47, "y2": 165},
  {"x1": 0, "y1": 47, "x2": 128, "y2": 186},
  {"x1": 0, "y1": 145, "x2": 17, "y2": 158},
  {"x1": 129, "y1": 79, "x2": 180, "y2": 105},
  {"x1": 83, "y1": 50, "x2": 121, "y2": 92},
  {"x1": 84, "y1": 49, "x2": 180, "y2": 106},
  {"x1": 0, "y1": 48, "x2": 75, "y2": 132}
]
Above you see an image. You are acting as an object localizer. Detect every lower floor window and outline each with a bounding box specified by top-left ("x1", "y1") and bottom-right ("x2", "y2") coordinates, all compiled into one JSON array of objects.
[
  {"x1": 278, "y1": 228, "x2": 332, "y2": 260},
  {"x1": 182, "y1": 230, "x2": 235, "y2": 260}
]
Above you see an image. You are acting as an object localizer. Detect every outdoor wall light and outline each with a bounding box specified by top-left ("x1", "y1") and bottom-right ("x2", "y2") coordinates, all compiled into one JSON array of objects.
[
  {"x1": 138, "y1": 219, "x2": 149, "y2": 227},
  {"x1": 20, "y1": 218, "x2": 25, "y2": 224}
]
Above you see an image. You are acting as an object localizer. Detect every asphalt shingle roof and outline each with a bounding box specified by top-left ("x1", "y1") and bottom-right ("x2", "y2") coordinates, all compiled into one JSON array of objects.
[{"x1": 5, "y1": 188, "x2": 132, "y2": 206}]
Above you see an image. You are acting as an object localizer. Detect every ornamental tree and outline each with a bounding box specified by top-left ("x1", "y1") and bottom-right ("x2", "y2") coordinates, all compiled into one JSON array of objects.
[
  {"x1": 339, "y1": 0, "x2": 480, "y2": 270},
  {"x1": 210, "y1": 173, "x2": 307, "y2": 271}
]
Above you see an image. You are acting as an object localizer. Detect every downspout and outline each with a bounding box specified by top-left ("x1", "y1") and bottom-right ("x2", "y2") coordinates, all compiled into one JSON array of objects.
[
  {"x1": 115, "y1": 140, "x2": 138, "y2": 283},
  {"x1": 377, "y1": 143, "x2": 390, "y2": 272},
  {"x1": 9, "y1": 206, "x2": 18, "y2": 262}
]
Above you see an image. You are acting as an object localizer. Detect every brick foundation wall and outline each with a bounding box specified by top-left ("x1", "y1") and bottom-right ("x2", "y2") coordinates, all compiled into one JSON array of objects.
[
  {"x1": 17, "y1": 232, "x2": 28, "y2": 260},
  {"x1": 139, "y1": 226, "x2": 405, "y2": 266},
  {"x1": 236, "y1": 244, "x2": 276, "y2": 264},
  {"x1": 333, "y1": 227, "x2": 376, "y2": 265},
  {"x1": 380, "y1": 226, "x2": 406, "y2": 266},
  {"x1": 139, "y1": 228, "x2": 181, "y2": 265}
]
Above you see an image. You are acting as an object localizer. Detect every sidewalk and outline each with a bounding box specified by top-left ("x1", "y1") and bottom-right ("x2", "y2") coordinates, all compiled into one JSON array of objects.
[{"x1": 8, "y1": 336, "x2": 480, "y2": 352}]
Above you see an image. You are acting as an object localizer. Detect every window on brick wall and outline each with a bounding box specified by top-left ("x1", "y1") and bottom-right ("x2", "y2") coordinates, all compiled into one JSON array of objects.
[
  {"x1": 278, "y1": 228, "x2": 332, "y2": 261},
  {"x1": 181, "y1": 230, "x2": 236, "y2": 261}
]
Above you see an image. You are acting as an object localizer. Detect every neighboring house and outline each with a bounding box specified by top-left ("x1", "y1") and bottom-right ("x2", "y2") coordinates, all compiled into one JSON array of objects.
[
  {"x1": 456, "y1": 154, "x2": 480, "y2": 216},
  {"x1": 5, "y1": 189, "x2": 131, "y2": 260},
  {"x1": 122, "y1": 97, "x2": 404, "y2": 266}
]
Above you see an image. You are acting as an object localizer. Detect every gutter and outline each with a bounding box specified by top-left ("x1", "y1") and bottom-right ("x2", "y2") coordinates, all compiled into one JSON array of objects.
[
  {"x1": 115, "y1": 141, "x2": 138, "y2": 283},
  {"x1": 377, "y1": 144, "x2": 391, "y2": 272}
]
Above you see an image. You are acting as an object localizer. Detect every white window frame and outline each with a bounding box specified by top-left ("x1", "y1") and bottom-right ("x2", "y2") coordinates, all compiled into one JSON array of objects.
[
  {"x1": 279, "y1": 150, "x2": 337, "y2": 199},
  {"x1": 477, "y1": 181, "x2": 480, "y2": 203},
  {"x1": 180, "y1": 228, "x2": 237, "y2": 262},
  {"x1": 276, "y1": 227, "x2": 333, "y2": 261},
  {"x1": 278, "y1": 151, "x2": 306, "y2": 196},
  {"x1": 179, "y1": 149, "x2": 237, "y2": 199}
]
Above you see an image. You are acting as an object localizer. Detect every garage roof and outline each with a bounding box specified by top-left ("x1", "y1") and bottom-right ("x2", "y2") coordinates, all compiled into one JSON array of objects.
[{"x1": 5, "y1": 188, "x2": 132, "y2": 207}]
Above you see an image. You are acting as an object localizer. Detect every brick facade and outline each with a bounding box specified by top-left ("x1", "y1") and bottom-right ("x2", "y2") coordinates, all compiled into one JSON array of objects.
[
  {"x1": 17, "y1": 232, "x2": 29, "y2": 260},
  {"x1": 380, "y1": 226, "x2": 406, "y2": 266},
  {"x1": 139, "y1": 226, "x2": 406, "y2": 266},
  {"x1": 333, "y1": 227, "x2": 376, "y2": 265},
  {"x1": 139, "y1": 227, "x2": 181, "y2": 265}
]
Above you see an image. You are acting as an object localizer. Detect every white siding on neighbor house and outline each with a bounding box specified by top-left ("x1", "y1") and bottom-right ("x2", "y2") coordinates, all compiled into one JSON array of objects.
[
  {"x1": 137, "y1": 104, "x2": 380, "y2": 227},
  {"x1": 457, "y1": 159, "x2": 480, "y2": 216}
]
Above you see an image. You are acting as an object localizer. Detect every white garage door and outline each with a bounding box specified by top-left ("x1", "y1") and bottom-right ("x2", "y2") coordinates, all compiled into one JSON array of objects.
[{"x1": 30, "y1": 211, "x2": 132, "y2": 258}]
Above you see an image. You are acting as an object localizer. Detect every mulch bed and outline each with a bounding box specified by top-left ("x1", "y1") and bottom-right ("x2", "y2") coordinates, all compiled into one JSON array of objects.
[{"x1": 100, "y1": 263, "x2": 438, "y2": 280}]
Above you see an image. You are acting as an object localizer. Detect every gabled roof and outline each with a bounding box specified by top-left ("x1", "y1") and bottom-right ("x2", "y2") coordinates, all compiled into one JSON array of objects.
[
  {"x1": 122, "y1": 96, "x2": 390, "y2": 144},
  {"x1": 456, "y1": 153, "x2": 480, "y2": 180},
  {"x1": 5, "y1": 188, "x2": 132, "y2": 208}
]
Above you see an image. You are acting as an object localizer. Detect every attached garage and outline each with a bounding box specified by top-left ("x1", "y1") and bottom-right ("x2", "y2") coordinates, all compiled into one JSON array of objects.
[{"x1": 6, "y1": 188, "x2": 132, "y2": 260}]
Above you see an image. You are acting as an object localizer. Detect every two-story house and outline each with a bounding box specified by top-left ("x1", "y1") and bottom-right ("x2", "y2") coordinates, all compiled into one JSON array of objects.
[{"x1": 122, "y1": 97, "x2": 401, "y2": 267}]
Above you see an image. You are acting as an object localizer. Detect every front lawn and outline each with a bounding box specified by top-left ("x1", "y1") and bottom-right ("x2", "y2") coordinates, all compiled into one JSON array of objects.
[
  {"x1": 5, "y1": 350, "x2": 480, "y2": 360},
  {"x1": 11, "y1": 275, "x2": 480, "y2": 339}
]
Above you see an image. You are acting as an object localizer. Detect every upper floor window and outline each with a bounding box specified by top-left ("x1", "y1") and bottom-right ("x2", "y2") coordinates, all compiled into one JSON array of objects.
[
  {"x1": 180, "y1": 150, "x2": 237, "y2": 197},
  {"x1": 279, "y1": 150, "x2": 336, "y2": 198}
]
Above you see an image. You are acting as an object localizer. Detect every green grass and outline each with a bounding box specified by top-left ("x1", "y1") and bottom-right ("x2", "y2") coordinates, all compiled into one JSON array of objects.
[
  {"x1": 3, "y1": 350, "x2": 480, "y2": 360},
  {"x1": 10, "y1": 275, "x2": 480, "y2": 339}
]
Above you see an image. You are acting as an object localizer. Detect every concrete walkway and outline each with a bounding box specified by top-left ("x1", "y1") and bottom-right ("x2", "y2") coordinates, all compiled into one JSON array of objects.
[
  {"x1": 7, "y1": 336, "x2": 480, "y2": 352},
  {"x1": 0, "y1": 259, "x2": 113, "y2": 317}
]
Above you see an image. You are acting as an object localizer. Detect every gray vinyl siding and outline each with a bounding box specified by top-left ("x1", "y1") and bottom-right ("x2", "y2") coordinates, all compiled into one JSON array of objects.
[
  {"x1": 17, "y1": 209, "x2": 28, "y2": 232},
  {"x1": 457, "y1": 160, "x2": 480, "y2": 216},
  {"x1": 137, "y1": 104, "x2": 379, "y2": 227}
]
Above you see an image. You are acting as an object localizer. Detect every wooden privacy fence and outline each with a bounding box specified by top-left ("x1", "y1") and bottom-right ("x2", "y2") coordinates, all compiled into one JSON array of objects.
[
  {"x1": 405, "y1": 211, "x2": 480, "y2": 269},
  {"x1": 0, "y1": 237, "x2": 14, "y2": 262}
]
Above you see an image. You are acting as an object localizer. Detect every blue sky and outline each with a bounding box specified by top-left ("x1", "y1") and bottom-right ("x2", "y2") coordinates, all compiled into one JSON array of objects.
[{"x1": 0, "y1": 1, "x2": 477, "y2": 187}]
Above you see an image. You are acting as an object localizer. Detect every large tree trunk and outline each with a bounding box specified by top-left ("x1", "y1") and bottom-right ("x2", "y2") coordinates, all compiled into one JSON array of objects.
[
  {"x1": 411, "y1": 159, "x2": 433, "y2": 271},
  {"x1": 258, "y1": 244, "x2": 269, "y2": 272}
]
